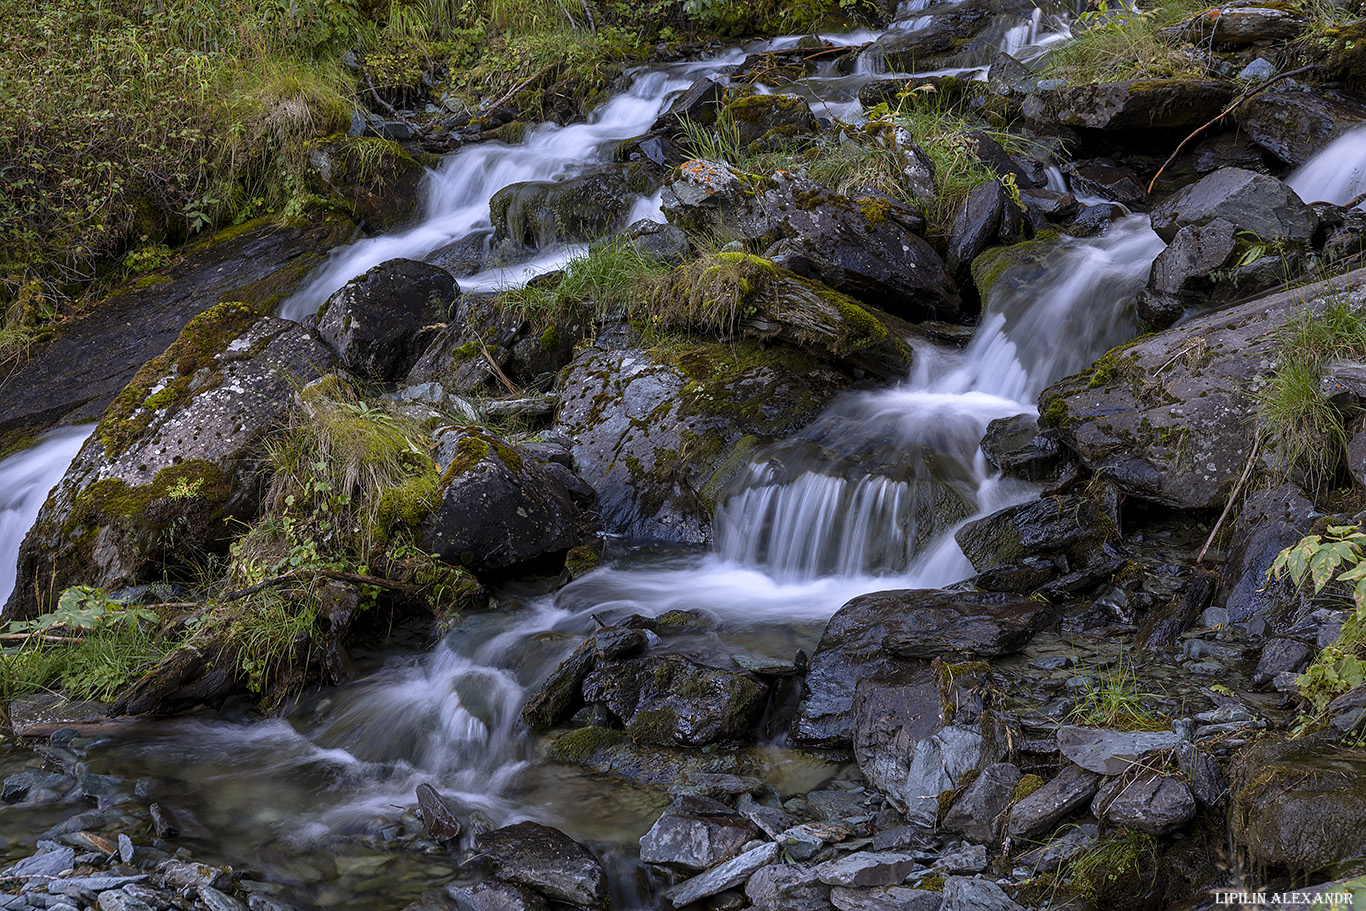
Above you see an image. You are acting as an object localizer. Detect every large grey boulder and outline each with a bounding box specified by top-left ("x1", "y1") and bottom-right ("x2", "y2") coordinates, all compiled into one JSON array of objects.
[
  {"x1": 1056, "y1": 726, "x2": 1183, "y2": 775},
  {"x1": 639, "y1": 795, "x2": 758, "y2": 870},
  {"x1": 794, "y1": 590, "x2": 1048, "y2": 746},
  {"x1": 7, "y1": 304, "x2": 335, "y2": 619},
  {"x1": 1149, "y1": 168, "x2": 1317, "y2": 244},
  {"x1": 1147, "y1": 219, "x2": 1237, "y2": 297},
  {"x1": 1231, "y1": 739, "x2": 1366, "y2": 873},
  {"x1": 419, "y1": 428, "x2": 592, "y2": 577},
  {"x1": 1021, "y1": 80, "x2": 1236, "y2": 132},
  {"x1": 474, "y1": 822, "x2": 607, "y2": 908},
  {"x1": 1007, "y1": 764, "x2": 1104, "y2": 840},
  {"x1": 1040, "y1": 267, "x2": 1366, "y2": 510},
  {"x1": 582, "y1": 655, "x2": 768, "y2": 747},
  {"x1": 1219, "y1": 484, "x2": 1318, "y2": 634},
  {"x1": 660, "y1": 162, "x2": 958, "y2": 321},
  {"x1": 315, "y1": 258, "x2": 455, "y2": 381},
  {"x1": 1238, "y1": 88, "x2": 1366, "y2": 167},
  {"x1": 552, "y1": 343, "x2": 849, "y2": 544},
  {"x1": 490, "y1": 167, "x2": 634, "y2": 248}
]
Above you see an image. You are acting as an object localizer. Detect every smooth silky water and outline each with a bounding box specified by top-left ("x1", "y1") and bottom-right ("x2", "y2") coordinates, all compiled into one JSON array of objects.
[{"x1": 0, "y1": 15, "x2": 1181, "y2": 909}]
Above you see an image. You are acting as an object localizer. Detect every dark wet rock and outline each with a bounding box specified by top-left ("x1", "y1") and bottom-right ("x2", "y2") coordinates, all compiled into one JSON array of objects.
[
  {"x1": 1040, "y1": 269, "x2": 1366, "y2": 510},
  {"x1": 934, "y1": 842, "x2": 988, "y2": 874},
  {"x1": 1069, "y1": 202, "x2": 1127, "y2": 237},
  {"x1": 955, "y1": 493, "x2": 1113, "y2": 573},
  {"x1": 663, "y1": 842, "x2": 780, "y2": 909},
  {"x1": 475, "y1": 822, "x2": 607, "y2": 908},
  {"x1": 0, "y1": 218, "x2": 349, "y2": 442},
  {"x1": 420, "y1": 427, "x2": 591, "y2": 578},
  {"x1": 745, "y1": 863, "x2": 830, "y2": 911},
  {"x1": 739, "y1": 794, "x2": 792, "y2": 839},
  {"x1": 947, "y1": 180, "x2": 1018, "y2": 280},
  {"x1": 815, "y1": 852, "x2": 919, "y2": 887},
  {"x1": 650, "y1": 77, "x2": 726, "y2": 133},
  {"x1": 831, "y1": 886, "x2": 943, "y2": 911},
  {"x1": 662, "y1": 162, "x2": 956, "y2": 321},
  {"x1": 553, "y1": 343, "x2": 848, "y2": 543},
  {"x1": 1022, "y1": 79, "x2": 1237, "y2": 132},
  {"x1": 1150, "y1": 168, "x2": 1317, "y2": 245},
  {"x1": 1237, "y1": 88, "x2": 1366, "y2": 167},
  {"x1": 547, "y1": 727, "x2": 762, "y2": 787},
  {"x1": 199, "y1": 887, "x2": 247, "y2": 911},
  {"x1": 1222, "y1": 485, "x2": 1318, "y2": 633},
  {"x1": 306, "y1": 138, "x2": 429, "y2": 231},
  {"x1": 639, "y1": 795, "x2": 758, "y2": 870},
  {"x1": 629, "y1": 219, "x2": 690, "y2": 266},
  {"x1": 1254, "y1": 637, "x2": 1313, "y2": 686},
  {"x1": 1175, "y1": 742, "x2": 1226, "y2": 808},
  {"x1": 7, "y1": 306, "x2": 335, "y2": 620},
  {"x1": 1093, "y1": 772, "x2": 1196, "y2": 836},
  {"x1": 490, "y1": 167, "x2": 633, "y2": 248},
  {"x1": 2, "y1": 771, "x2": 71, "y2": 803},
  {"x1": 582, "y1": 655, "x2": 767, "y2": 747},
  {"x1": 1164, "y1": 5, "x2": 1304, "y2": 45},
  {"x1": 981, "y1": 414, "x2": 1065, "y2": 481},
  {"x1": 1006, "y1": 764, "x2": 1104, "y2": 840},
  {"x1": 806, "y1": 788, "x2": 870, "y2": 822},
  {"x1": 1018, "y1": 188, "x2": 1078, "y2": 221},
  {"x1": 972, "y1": 558, "x2": 1061, "y2": 594},
  {"x1": 941, "y1": 876, "x2": 1025, "y2": 911},
  {"x1": 1330, "y1": 685, "x2": 1366, "y2": 734},
  {"x1": 1057, "y1": 726, "x2": 1182, "y2": 775},
  {"x1": 669, "y1": 772, "x2": 764, "y2": 800},
  {"x1": 721, "y1": 92, "x2": 819, "y2": 148},
  {"x1": 99, "y1": 890, "x2": 157, "y2": 911},
  {"x1": 1148, "y1": 219, "x2": 1237, "y2": 296},
  {"x1": 1138, "y1": 572, "x2": 1216, "y2": 651},
  {"x1": 874, "y1": 0, "x2": 1037, "y2": 72},
  {"x1": 448, "y1": 880, "x2": 548, "y2": 911},
  {"x1": 795, "y1": 590, "x2": 1047, "y2": 746},
  {"x1": 1068, "y1": 161, "x2": 1146, "y2": 206},
  {"x1": 149, "y1": 803, "x2": 180, "y2": 839},
  {"x1": 943, "y1": 762, "x2": 1022, "y2": 844},
  {"x1": 1231, "y1": 739, "x2": 1366, "y2": 872},
  {"x1": 415, "y1": 784, "x2": 462, "y2": 842},
  {"x1": 314, "y1": 258, "x2": 455, "y2": 381}
]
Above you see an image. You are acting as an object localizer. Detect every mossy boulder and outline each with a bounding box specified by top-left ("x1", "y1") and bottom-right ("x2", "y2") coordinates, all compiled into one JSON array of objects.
[
  {"x1": 489, "y1": 166, "x2": 635, "y2": 248},
  {"x1": 0, "y1": 218, "x2": 350, "y2": 442},
  {"x1": 1236, "y1": 88, "x2": 1366, "y2": 167},
  {"x1": 1020, "y1": 79, "x2": 1237, "y2": 132},
  {"x1": 419, "y1": 426, "x2": 595, "y2": 579},
  {"x1": 315, "y1": 258, "x2": 457, "y2": 382},
  {"x1": 551, "y1": 339, "x2": 850, "y2": 544},
  {"x1": 718, "y1": 92, "x2": 819, "y2": 151},
  {"x1": 1231, "y1": 738, "x2": 1366, "y2": 874},
  {"x1": 582, "y1": 655, "x2": 768, "y2": 747},
  {"x1": 1039, "y1": 265, "x2": 1366, "y2": 510},
  {"x1": 5, "y1": 305, "x2": 336, "y2": 619},
  {"x1": 660, "y1": 163, "x2": 957, "y2": 322},
  {"x1": 306, "y1": 135, "x2": 431, "y2": 231},
  {"x1": 548, "y1": 725, "x2": 764, "y2": 788}
]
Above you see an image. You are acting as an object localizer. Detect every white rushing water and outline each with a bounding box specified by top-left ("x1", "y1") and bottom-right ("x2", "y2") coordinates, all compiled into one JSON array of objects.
[
  {"x1": 1287, "y1": 124, "x2": 1366, "y2": 207},
  {"x1": 0, "y1": 425, "x2": 92, "y2": 607}
]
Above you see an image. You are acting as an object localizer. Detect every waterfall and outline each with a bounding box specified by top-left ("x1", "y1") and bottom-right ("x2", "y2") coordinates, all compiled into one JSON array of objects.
[
  {"x1": 1287, "y1": 125, "x2": 1366, "y2": 207},
  {"x1": 0, "y1": 425, "x2": 92, "y2": 607}
]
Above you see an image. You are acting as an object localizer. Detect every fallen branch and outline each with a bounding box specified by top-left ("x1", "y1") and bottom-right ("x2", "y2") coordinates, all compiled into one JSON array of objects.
[
  {"x1": 484, "y1": 65, "x2": 555, "y2": 116},
  {"x1": 362, "y1": 70, "x2": 420, "y2": 135},
  {"x1": 1147, "y1": 65, "x2": 1317, "y2": 195},
  {"x1": 0, "y1": 633, "x2": 84, "y2": 645},
  {"x1": 1198, "y1": 438, "x2": 1261, "y2": 563},
  {"x1": 214, "y1": 568, "x2": 423, "y2": 603}
]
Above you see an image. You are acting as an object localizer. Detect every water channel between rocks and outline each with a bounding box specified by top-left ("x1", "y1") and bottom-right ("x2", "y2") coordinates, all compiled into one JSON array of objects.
[{"x1": 0, "y1": 2, "x2": 1294, "y2": 907}]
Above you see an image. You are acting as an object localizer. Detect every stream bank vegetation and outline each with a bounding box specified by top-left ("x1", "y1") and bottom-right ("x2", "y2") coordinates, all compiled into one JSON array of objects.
[{"x1": 0, "y1": 380, "x2": 473, "y2": 712}]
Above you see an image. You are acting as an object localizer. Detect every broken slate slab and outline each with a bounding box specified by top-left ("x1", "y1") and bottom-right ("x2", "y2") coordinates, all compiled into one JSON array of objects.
[
  {"x1": 664, "y1": 842, "x2": 780, "y2": 908},
  {"x1": 831, "y1": 886, "x2": 944, "y2": 911},
  {"x1": 815, "y1": 852, "x2": 920, "y2": 887},
  {"x1": 1057, "y1": 725, "x2": 1182, "y2": 775},
  {"x1": 1006, "y1": 764, "x2": 1103, "y2": 841}
]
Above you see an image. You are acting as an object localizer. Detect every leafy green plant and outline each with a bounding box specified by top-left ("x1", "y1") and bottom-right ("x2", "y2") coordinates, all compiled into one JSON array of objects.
[{"x1": 1270, "y1": 523, "x2": 1366, "y2": 730}]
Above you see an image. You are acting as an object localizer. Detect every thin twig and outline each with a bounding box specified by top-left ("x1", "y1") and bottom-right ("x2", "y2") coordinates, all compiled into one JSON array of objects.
[
  {"x1": 484, "y1": 65, "x2": 555, "y2": 115},
  {"x1": 361, "y1": 70, "x2": 409, "y2": 123},
  {"x1": 1198, "y1": 439, "x2": 1260, "y2": 563},
  {"x1": 0, "y1": 633, "x2": 83, "y2": 644},
  {"x1": 480, "y1": 344, "x2": 520, "y2": 394},
  {"x1": 1147, "y1": 65, "x2": 1317, "y2": 195}
]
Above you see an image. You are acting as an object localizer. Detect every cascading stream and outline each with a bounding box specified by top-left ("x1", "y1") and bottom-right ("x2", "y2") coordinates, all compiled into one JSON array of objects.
[
  {"x1": 0, "y1": 426, "x2": 92, "y2": 605},
  {"x1": 1287, "y1": 124, "x2": 1366, "y2": 207}
]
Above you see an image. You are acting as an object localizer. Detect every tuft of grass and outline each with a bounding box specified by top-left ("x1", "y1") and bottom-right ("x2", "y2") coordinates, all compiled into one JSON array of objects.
[
  {"x1": 1064, "y1": 831, "x2": 1159, "y2": 905},
  {"x1": 1256, "y1": 292, "x2": 1366, "y2": 494},
  {"x1": 500, "y1": 236, "x2": 672, "y2": 328},
  {"x1": 1068, "y1": 653, "x2": 1170, "y2": 731},
  {"x1": 1040, "y1": 0, "x2": 1209, "y2": 84}
]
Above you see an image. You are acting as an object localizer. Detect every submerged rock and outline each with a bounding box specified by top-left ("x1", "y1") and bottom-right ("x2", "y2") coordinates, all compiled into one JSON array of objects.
[
  {"x1": 490, "y1": 167, "x2": 634, "y2": 248},
  {"x1": 639, "y1": 795, "x2": 758, "y2": 870},
  {"x1": 582, "y1": 655, "x2": 768, "y2": 747},
  {"x1": 7, "y1": 305, "x2": 335, "y2": 619},
  {"x1": 475, "y1": 822, "x2": 608, "y2": 908}
]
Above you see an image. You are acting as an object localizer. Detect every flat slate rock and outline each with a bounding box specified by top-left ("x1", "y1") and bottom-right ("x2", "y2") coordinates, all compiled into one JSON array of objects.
[
  {"x1": 664, "y1": 842, "x2": 780, "y2": 909},
  {"x1": 1057, "y1": 726, "x2": 1182, "y2": 775},
  {"x1": 475, "y1": 822, "x2": 607, "y2": 908}
]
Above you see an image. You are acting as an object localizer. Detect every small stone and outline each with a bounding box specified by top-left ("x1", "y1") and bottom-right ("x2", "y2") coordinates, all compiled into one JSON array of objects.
[
  {"x1": 118, "y1": 835, "x2": 133, "y2": 865},
  {"x1": 447, "y1": 880, "x2": 547, "y2": 911},
  {"x1": 777, "y1": 822, "x2": 853, "y2": 861},
  {"x1": 199, "y1": 887, "x2": 247, "y2": 911},
  {"x1": 935, "y1": 842, "x2": 988, "y2": 874},
  {"x1": 663, "y1": 842, "x2": 780, "y2": 909},
  {"x1": 476, "y1": 822, "x2": 607, "y2": 908},
  {"x1": 831, "y1": 886, "x2": 943, "y2": 911},
  {"x1": 415, "y1": 784, "x2": 462, "y2": 842},
  {"x1": 98, "y1": 892, "x2": 155, "y2": 911},
  {"x1": 159, "y1": 860, "x2": 231, "y2": 891},
  {"x1": 149, "y1": 804, "x2": 179, "y2": 839},
  {"x1": 815, "y1": 852, "x2": 920, "y2": 887},
  {"x1": 1238, "y1": 58, "x2": 1275, "y2": 81}
]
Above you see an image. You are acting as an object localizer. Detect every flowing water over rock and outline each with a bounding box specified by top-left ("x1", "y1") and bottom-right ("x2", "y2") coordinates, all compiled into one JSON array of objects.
[
  {"x1": 0, "y1": 426, "x2": 91, "y2": 604},
  {"x1": 1287, "y1": 124, "x2": 1366, "y2": 206},
  {"x1": 0, "y1": 14, "x2": 1181, "y2": 910}
]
